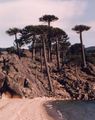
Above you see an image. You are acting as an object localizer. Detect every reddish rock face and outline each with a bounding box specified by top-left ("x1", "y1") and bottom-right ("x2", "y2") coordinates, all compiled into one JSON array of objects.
[
  {"x1": 0, "y1": 52, "x2": 49, "y2": 98},
  {"x1": 0, "y1": 50, "x2": 95, "y2": 99}
]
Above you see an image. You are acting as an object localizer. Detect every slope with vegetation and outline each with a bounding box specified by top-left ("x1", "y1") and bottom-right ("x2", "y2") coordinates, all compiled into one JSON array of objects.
[{"x1": 0, "y1": 14, "x2": 95, "y2": 100}]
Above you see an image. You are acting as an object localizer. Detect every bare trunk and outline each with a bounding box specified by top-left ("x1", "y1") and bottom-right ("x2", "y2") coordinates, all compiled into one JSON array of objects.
[
  {"x1": 80, "y1": 32, "x2": 87, "y2": 68},
  {"x1": 42, "y1": 35, "x2": 53, "y2": 92},
  {"x1": 40, "y1": 47, "x2": 43, "y2": 72},
  {"x1": 15, "y1": 34, "x2": 20, "y2": 58},
  {"x1": 62, "y1": 49, "x2": 67, "y2": 64},
  {"x1": 35, "y1": 63, "x2": 37, "y2": 81},
  {"x1": 48, "y1": 41, "x2": 52, "y2": 62},
  {"x1": 48, "y1": 21, "x2": 50, "y2": 27},
  {"x1": 32, "y1": 36, "x2": 36, "y2": 61},
  {"x1": 48, "y1": 21, "x2": 52, "y2": 62},
  {"x1": 56, "y1": 38, "x2": 60, "y2": 70}
]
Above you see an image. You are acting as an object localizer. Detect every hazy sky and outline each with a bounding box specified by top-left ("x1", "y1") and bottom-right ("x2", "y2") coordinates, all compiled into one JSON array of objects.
[{"x1": 0, "y1": 0, "x2": 95, "y2": 48}]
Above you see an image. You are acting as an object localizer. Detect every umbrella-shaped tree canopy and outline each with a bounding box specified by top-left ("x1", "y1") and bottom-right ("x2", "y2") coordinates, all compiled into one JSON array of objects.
[
  {"x1": 72, "y1": 25, "x2": 91, "y2": 33},
  {"x1": 39, "y1": 15, "x2": 58, "y2": 26}
]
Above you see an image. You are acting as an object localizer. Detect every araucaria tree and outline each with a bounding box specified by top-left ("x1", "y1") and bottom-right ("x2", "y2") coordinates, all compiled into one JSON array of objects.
[
  {"x1": 21, "y1": 25, "x2": 54, "y2": 92},
  {"x1": 72, "y1": 25, "x2": 90, "y2": 68},
  {"x1": 20, "y1": 25, "x2": 38, "y2": 61},
  {"x1": 6, "y1": 28, "x2": 21, "y2": 57},
  {"x1": 51, "y1": 28, "x2": 69, "y2": 70},
  {"x1": 39, "y1": 15, "x2": 59, "y2": 62},
  {"x1": 6, "y1": 21, "x2": 70, "y2": 93},
  {"x1": 39, "y1": 15, "x2": 58, "y2": 27}
]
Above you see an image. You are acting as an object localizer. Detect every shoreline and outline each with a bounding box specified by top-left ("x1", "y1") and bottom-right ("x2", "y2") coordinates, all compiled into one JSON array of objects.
[
  {"x1": 44, "y1": 100, "x2": 95, "y2": 120},
  {"x1": 1, "y1": 96, "x2": 95, "y2": 120}
]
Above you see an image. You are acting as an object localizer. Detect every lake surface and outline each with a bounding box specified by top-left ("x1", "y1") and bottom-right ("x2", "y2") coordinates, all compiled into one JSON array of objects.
[{"x1": 45, "y1": 100, "x2": 95, "y2": 120}]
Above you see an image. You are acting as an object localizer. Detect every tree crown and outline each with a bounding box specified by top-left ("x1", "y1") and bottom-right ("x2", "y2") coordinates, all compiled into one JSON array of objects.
[
  {"x1": 72, "y1": 25, "x2": 91, "y2": 33},
  {"x1": 39, "y1": 15, "x2": 58, "y2": 23},
  {"x1": 6, "y1": 28, "x2": 20, "y2": 36}
]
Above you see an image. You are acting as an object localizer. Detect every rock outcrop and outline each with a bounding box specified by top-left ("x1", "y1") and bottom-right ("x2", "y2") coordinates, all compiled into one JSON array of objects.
[{"x1": 0, "y1": 50, "x2": 95, "y2": 100}]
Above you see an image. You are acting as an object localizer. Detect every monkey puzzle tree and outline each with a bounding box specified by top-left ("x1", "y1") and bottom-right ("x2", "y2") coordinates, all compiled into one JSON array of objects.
[
  {"x1": 6, "y1": 28, "x2": 21, "y2": 57},
  {"x1": 41, "y1": 34, "x2": 53, "y2": 92},
  {"x1": 20, "y1": 25, "x2": 50, "y2": 61},
  {"x1": 20, "y1": 25, "x2": 37, "y2": 60},
  {"x1": 20, "y1": 25, "x2": 53, "y2": 92},
  {"x1": 72, "y1": 25, "x2": 91, "y2": 68},
  {"x1": 39, "y1": 15, "x2": 58, "y2": 26},
  {"x1": 35, "y1": 25, "x2": 54, "y2": 92},
  {"x1": 51, "y1": 27, "x2": 69, "y2": 70},
  {"x1": 39, "y1": 15, "x2": 59, "y2": 62},
  {"x1": 34, "y1": 25, "x2": 54, "y2": 92},
  {"x1": 58, "y1": 34, "x2": 70, "y2": 65}
]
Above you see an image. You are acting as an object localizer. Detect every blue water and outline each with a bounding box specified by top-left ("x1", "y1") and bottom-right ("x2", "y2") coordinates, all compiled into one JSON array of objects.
[{"x1": 45, "y1": 100, "x2": 95, "y2": 120}]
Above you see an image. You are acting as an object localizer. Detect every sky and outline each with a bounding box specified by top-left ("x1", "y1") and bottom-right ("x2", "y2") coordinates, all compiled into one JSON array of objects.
[{"x1": 0, "y1": 0, "x2": 95, "y2": 48}]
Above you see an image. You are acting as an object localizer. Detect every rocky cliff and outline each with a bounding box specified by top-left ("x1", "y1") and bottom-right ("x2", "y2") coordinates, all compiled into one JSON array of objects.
[{"x1": 0, "y1": 50, "x2": 95, "y2": 100}]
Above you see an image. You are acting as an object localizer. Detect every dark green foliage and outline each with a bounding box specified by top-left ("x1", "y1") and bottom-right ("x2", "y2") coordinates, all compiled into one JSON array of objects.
[
  {"x1": 6, "y1": 28, "x2": 22, "y2": 58},
  {"x1": 72, "y1": 25, "x2": 91, "y2": 68},
  {"x1": 68, "y1": 43, "x2": 82, "y2": 55},
  {"x1": 86, "y1": 53, "x2": 95, "y2": 64},
  {"x1": 39, "y1": 15, "x2": 58, "y2": 26},
  {"x1": 6, "y1": 28, "x2": 20, "y2": 36},
  {"x1": 6, "y1": 47, "x2": 16, "y2": 54},
  {"x1": 72, "y1": 25, "x2": 91, "y2": 33}
]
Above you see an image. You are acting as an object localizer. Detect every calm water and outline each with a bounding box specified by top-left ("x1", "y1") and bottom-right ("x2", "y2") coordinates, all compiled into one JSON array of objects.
[{"x1": 45, "y1": 100, "x2": 95, "y2": 120}]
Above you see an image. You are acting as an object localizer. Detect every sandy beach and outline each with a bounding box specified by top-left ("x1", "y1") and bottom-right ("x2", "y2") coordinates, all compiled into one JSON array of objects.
[{"x1": 0, "y1": 97, "x2": 55, "y2": 120}]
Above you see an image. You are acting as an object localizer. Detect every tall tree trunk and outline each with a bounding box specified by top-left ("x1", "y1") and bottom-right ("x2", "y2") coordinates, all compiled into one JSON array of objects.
[
  {"x1": 47, "y1": 21, "x2": 52, "y2": 62},
  {"x1": 56, "y1": 38, "x2": 60, "y2": 70},
  {"x1": 32, "y1": 36, "x2": 36, "y2": 61},
  {"x1": 48, "y1": 40, "x2": 52, "y2": 62},
  {"x1": 40, "y1": 47, "x2": 43, "y2": 72},
  {"x1": 61, "y1": 46, "x2": 67, "y2": 65},
  {"x1": 61, "y1": 51, "x2": 64, "y2": 65},
  {"x1": 35, "y1": 63, "x2": 37, "y2": 81},
  {"x1": 15, "y1": 34, "x2": 20, "y2": 58},
  {"x1": 80, "y1": 32, "x2": 87, "y2": 68},
  {"x1": 48, "y1": 21, "x2": 50, "y2": 27},
  {"x1": 42, "y1": 35, "x2": 53, "y2": 92}
]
